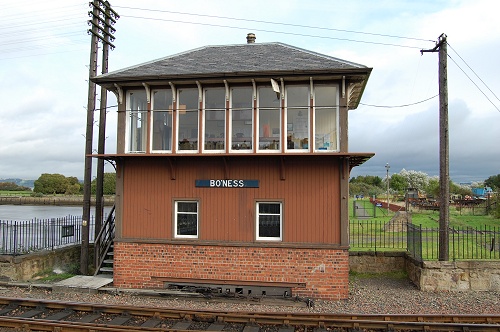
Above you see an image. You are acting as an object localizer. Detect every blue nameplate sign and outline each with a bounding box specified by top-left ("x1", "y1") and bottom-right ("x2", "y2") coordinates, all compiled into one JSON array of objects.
[{"x1": 195, "y1": 179, "x2": 259, "y2": 188}]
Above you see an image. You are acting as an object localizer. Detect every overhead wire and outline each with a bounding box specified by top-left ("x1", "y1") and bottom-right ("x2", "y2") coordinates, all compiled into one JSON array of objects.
[
  {"x1": 115, "y1": 6, "x2": 434, "y2": 43},
  {"x1": 121, "y1": 14, "x2": 426, "y2": 50},
  {"x1": 447, "y1": 43, "x2": 500, "y2": 104},
  {"x1": 447, "y1": 53, "x2": 500, "y2": 113},
  {"x1": 359, "y1": 95, "x2": 439, "y2": 108}
]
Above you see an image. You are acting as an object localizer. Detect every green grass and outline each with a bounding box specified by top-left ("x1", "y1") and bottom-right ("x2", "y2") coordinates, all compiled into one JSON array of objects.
[{"x1": 0, "y1": 190, "x2": 33, "y2": 196}]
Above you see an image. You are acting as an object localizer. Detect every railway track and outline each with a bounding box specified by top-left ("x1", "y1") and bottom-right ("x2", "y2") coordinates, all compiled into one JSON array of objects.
[{"x1": 1, "y1": 296, "x2": 500, "y2": 331}]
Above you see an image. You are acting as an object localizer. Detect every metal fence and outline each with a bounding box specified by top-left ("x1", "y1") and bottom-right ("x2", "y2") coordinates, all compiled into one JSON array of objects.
[
  {"x1": 350, "y1": 220, "x2": 500, "y2": 261},
  {"x1": 0, "y1": 216, "x2": 95, "y2": 255}
]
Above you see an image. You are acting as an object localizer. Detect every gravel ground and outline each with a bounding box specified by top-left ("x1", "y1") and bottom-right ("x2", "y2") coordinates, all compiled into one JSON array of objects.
[{"x1": 1, "y1": 276, "x2": 499, "y2": 315}]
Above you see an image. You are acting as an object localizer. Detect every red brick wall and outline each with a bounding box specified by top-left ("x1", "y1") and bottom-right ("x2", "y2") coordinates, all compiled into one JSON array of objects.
[{"x1": 113, "y1": 242, "x2": 349, "y2": 300}]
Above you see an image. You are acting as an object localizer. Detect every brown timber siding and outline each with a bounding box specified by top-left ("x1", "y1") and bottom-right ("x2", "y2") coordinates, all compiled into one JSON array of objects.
[{"x1": 119, "y1": 155, "x2": 342, "y2": 244}]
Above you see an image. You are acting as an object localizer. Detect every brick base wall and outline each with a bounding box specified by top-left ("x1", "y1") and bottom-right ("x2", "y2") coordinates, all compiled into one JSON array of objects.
[{"x1": 114, "y1": 242, "x2": 349, "y2": 300}]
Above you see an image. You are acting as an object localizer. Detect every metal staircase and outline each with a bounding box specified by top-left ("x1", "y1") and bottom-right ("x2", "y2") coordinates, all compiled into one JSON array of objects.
[{"x1": 94, "y1": 205, "x2": 115, "y2": 275}]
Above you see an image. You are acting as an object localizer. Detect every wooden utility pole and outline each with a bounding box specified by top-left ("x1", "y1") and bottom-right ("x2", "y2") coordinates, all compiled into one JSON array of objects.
[
  {"x1": 82, "y1": 0, "x2": 118, "y2": 275},
  {"x1": 81, "y1": 0, "x2": 100, "y2": 275},
  {"x1": 95, "y1": 1, "x2": 115, "y2": 257},
  {"x1": 421, "y1": 33, "x2": 449, "y2": 261}
]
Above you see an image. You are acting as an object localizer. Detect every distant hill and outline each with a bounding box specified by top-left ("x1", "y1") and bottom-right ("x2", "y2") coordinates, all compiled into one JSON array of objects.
[{"x1": 0, "y1": 178, "x2": 35, "y2": 189}]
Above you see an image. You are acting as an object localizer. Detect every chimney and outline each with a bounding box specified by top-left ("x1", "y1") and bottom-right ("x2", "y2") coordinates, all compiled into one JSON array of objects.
[{"x1": 246, "y1": 33, "x2": 256, "y2": 44}]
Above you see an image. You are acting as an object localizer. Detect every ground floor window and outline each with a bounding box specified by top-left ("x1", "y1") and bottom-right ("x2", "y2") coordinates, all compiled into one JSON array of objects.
[
  {"x1": 256, "y1": 202, "x2": 282, "y2": 241},
  {"x1": 174, "y1": 201, "x2": 198, "y2": 238}
]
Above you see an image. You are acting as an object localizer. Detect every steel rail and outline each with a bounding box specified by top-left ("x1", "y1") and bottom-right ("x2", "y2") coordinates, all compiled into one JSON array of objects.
[
  {"x1": 1, "y1": 315, "x2": 500, "y2": 332},
  {"x1": 1, "y1": 296, "x2": 500, "y2": 331}
]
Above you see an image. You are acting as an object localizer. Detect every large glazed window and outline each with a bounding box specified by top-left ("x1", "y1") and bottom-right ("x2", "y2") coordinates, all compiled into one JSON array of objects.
[
  {"x1": 203, "y1": 88, "x2": 225, "y2": 151},
  {"x1": 126, "y1": 90, "x2": 148, "y2": 153},
  {"x1": 152, "y1": 89, "x2": 173, "y2": 152},
  {"x1": 314, "y1": 86, "x2": 338, "y2": 151},
  {"x1": 177, "y1": 88, "x2": 199, "y2": 151},
  {"x1": 256, "y1": 202, "x2": 282, "y2": 241},
  {"x1": 174, "y1": 201, "x2": 198, "y2": 238},
  {"x1": 286, "y1": 86, "x2": 309, "y2": 150},
  {"x1": 258, "y1": 87, "x2": 280, "y2": 151},
  {"x1": 230, "y1": 87, "x2": 253, "y2": 151}
]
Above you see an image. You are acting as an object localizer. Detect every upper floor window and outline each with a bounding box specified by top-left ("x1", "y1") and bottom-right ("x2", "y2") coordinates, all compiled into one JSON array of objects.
[
  {"x1": 314, "y1": 86, "x2": 338, "y2": 151},
  {"x1": 258, "y1": 87, "x2": 281, "y2": 151},
  {"x1": 203, "y1": 88, "x2": 226, "y2": 152},
  {"x1": 230, "y1": 87, "x2": 253, "y2": 151},
  {"x1": 126, "y1": 90, "x2": 148, "y2": 153},
  {"x1": 286, "y1": 86, "x2": 309, "y2": 151},
  {"x1": 177, "y1": 88, "x2": 199, "y2": 152},
  {"x1": 152, "y1": 89, "x2": 173, "y2": 152},
  {"x1": 123, "y1": 82, "x2": 339, "y2": 155}
]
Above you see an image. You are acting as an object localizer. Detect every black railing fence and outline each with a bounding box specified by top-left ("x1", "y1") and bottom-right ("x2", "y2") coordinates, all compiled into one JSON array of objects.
[
  {"x1": 0, "y1": 216, "x2": 95, "y2": 255},
  {"x1": 350, "y1": 220, "x2": 500, "y2": 261}
]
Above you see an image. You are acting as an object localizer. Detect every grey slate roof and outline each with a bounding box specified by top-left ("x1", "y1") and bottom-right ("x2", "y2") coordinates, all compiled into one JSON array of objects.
[{"x1": 93, "y1": 42, "x2": 370, "y2": 82}]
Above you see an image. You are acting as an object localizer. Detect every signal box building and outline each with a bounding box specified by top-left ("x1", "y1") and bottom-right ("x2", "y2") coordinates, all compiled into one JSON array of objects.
[{"x1": 92, "y1": 35, "x2": 373, "y2": 300}]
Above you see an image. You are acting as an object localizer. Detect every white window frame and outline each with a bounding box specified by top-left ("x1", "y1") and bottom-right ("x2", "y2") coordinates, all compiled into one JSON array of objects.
[
  {"x1": 229, "y1": 87, "x2": 254, "y2": 153},
  {"x1": 202, "y1": 87, "x2": 226, "y2": 154},
  {"x1": 255, "y1": 201, "x2": 282, "y2": 241},
  {"x1": 125, "y1": 90, "x2": 148, "y2": 153},
  {"x1": 174, "y1": 200, "x2": 199, "y2": 239},
  {"x1": 313, "y1": 84, "x2": 340, "y2": 152},
  {"x1": 285, "y1": 85, "x2": 310, "y2": 152}
]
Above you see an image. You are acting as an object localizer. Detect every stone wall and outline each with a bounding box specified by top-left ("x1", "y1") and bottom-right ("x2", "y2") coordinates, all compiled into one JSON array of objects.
[
  {"x1": 349, "y1": 251, "x2": 406, "y2": 273},
  {"x1": 351, "y1": 251, "x2": 500, "y2": 292},
  {"x1": 406, "y1": 259, "x2": 500, "y2": 291},
  {"x1": 0, "y1": 245, "x2": 82, "y2": 281}
]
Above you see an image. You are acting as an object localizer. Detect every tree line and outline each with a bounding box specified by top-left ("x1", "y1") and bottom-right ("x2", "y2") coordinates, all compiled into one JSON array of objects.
[
  {"x1": 350, "y1": 169, "x2": 500, "y2": 199},
  {"x1": 0, "y1": 173, "x2": 116, "y2": 195}
]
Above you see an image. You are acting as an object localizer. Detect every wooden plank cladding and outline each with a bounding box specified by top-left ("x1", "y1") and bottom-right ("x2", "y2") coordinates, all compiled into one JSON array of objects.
[{"x1": 119, "y1": 155, "x2": 342, "y2": 245}]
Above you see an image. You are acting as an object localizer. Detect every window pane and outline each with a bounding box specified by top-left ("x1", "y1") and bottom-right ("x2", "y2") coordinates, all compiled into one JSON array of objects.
[
  {"x1": 258, "y1": 87, "x2": 280, "y2": 150},
  {"x1": 259, "y1": 202, "x2": 280, "y2": 214},
  {"x1": 152, "y1": 89, "x2": 173, "y2": 151},
  {"x1": 315, "y1": 86, "x2": 338, "y2": 151},
  {"x1": 152, "y1": 111, "x2": 172, "y2": 151},
  {"x1": 177, "y1": 214, "x2": 198, "y2": 236},
  {"x1": 127, "y1": 90, "x2": 148, "y2": 153},
  {"x1": 315, "y1": 86, "x2": 336, "y2": 107},
  {"x1": 204, "y1": 88, "x2": 225, "y2": 151},
  {"x1": 178, "y1": 201, "x2": 197, "y2": 213},
  {"x1": 286, "y1": 86, "x2": 309, "y2": 150},
  {"x1": 153, "y1": 89, "x2": 172, "y2": 110},
  {"x1": 231, "y1": 87, "x2": 252, "y2": 150},
  {"x1": 178, "y1": 89, "x2": 199, "y2": 150}
]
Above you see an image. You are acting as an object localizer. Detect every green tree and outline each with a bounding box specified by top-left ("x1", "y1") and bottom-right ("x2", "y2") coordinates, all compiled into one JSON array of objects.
[
  {"x1": 33, "y1": 173, "x2": 70, "y2": 194},
  {"x1": 0, "y1": 182, "x2": 31, "y2": 191},
  {"x1": 350, "y1": 175, "x2": 383, "y2": 188},
  {"x1": 389, "y1": 173, "x2": 407, "y2": 193},
  {"x1": 484, "y1": 174, "x2": 500, "y2": 191},
  {"x1": 91, "y1": 172, "x2": 116, "y2": 195}
]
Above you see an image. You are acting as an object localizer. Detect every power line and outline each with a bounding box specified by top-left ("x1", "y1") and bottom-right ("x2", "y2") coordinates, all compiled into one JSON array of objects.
[
  {"x1": 447, "y1": 42, "x2": 500, "y2": 104},
  {"x1": 115, "y1": 6, "x2": 434, "y2": 43},
  {"x1": 447, "y1": 53, "x2": 500, "y2": 113},
  {"x1": 122, "y1": 14, "x2": 426, "y2": 50},
  {"x1": 359, "y1": 94, "x2": 438, "y2": 108}
]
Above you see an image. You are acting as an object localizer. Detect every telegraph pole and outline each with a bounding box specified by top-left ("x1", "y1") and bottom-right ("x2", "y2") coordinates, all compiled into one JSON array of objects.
[
  {"x1": 95, "y1": 1, "x2": 118, "y2": 267},
  {"x1": 82, "y1": 0, "x2": 118, "y2": 275},
  {"x1": 421, "y1": 33, "x2": 449, "y2": 261},
  {"x1": 81, "y1": 0, "x2": 100, "y2": 275}
]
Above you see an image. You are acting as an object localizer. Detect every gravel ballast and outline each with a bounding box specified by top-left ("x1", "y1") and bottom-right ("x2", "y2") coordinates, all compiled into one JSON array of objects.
[{"x1": 1, "y1": 276, "x2": 499, "y2": 315}]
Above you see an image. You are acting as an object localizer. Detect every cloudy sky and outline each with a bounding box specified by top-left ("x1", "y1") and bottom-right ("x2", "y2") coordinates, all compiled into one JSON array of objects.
[{"x1": 1, "y1": 0, "x2": 498, "y2": 184}]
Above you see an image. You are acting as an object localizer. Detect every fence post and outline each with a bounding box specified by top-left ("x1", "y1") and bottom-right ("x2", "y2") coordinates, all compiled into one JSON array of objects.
[
  {"x1": 13, "y1": 221, "x2": 17, "y2": 256},
  {"x1": 51, "y1": 218, "x2": 56, "y2": 251}
]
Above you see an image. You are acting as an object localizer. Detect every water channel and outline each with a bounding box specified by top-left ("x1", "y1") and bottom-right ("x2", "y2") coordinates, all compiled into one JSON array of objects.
[{"x1": 0, "y1": 205, "x2": 112, "y2": 221}]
